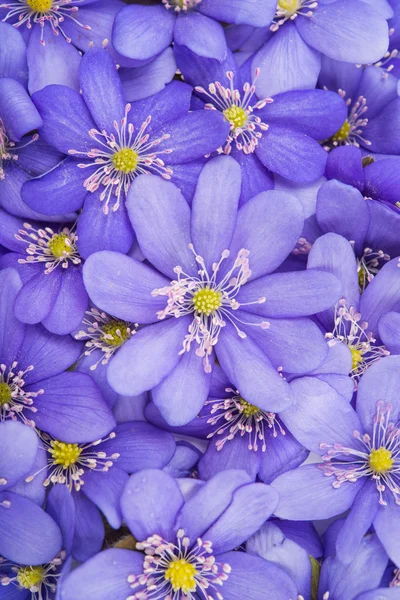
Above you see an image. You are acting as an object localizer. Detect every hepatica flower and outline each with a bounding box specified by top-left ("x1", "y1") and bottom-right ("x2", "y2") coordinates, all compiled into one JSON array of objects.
[
  {"x1": 0, "y1": 550, "x2": 66, "y2": 600},
  {"x1": 23, "y1": 48, "x2": 230, "y2": 257},
  {"x1": 61, "y1": 469, "x2": 300, "y2": 600},
  {"x1": 0, "y1": 209, "x2": 88, "y2": 335},
  {"x1": 0, "y1": 0, "x2": 125, "y2": 93},
  {"x1": 271, "y1": 356, "x2": 400, "y2": 568},
  {"x1": 83, "y1": 155, "x2": 342, "y2": 426},
  {"x1": 175, "y1": 47, "x2": 347, "y2": 200},
  {"x1": 112, "y1": 0, "x2": 276, "y2": 66}
]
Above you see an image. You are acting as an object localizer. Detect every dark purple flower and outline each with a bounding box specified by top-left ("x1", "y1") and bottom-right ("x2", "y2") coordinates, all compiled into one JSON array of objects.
[
  {"x1": 271, "y1": 355, "x2": 400, "y2": 568},
  {"x1": 83, "y1": 156, "x2": 342, "y2": 426},
  {"x1": 0, "y1": 211, "x2": 88, "y2": 335},
  {"x1": 174, "y1": 47, "x2": 347, "y2": 203},
  {"x1": 61, "y1": 468, "x2": 299, "y2": 600},
  {"x1": 145, "y1": 363, "x2": 308, "y2": 483},
  {"x1": 22, "y1": 48, "x2": 230, "y2": 258}
]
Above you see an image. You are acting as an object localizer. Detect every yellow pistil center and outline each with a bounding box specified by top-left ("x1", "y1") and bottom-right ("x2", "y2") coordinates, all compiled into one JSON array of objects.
[
  {"x1": 277, "y1": 0, "x2": 300, "y2": 15},
  {"x1": 165, "y1": 559, "x2": 197, "y2": 594},
  {"x1": 332, "y1": 120, "x2": 351, "y2": 143},
  {"x1": 17, "y1": 566, "x2": 45, "y2": 590},
  {"x1": 48, "y1": 233, "x2": 72, "y2": 259},
  {"x1": 239, "y1": 397, "x2": 260, "y2": 417},
  {"x1": 112, "y1": 148, "x2": 138, "y2": 174},
  {"x1": 350, "y1": 347, "x2": 363, "y2": 370},
  {"x1": 27, "y1": 0, "x2": 53, "y2": 12},
  {"x1": 192, "y1": 287, "x2": 222, "y2": 316},
  {"x1": 50, "y1": 440, "x2": 82, "y2": 469},
  {"x1": 101, "y1": 320, "x2": 130, "y2": 347},
  {"x1": 369, "y1": 447, "x2": 394, "y2": 474},
  {"x1": 0, "y1": 382, "x2": 11, "y2": 406},
  {"x1": 223, "y1": 106, "x2": 248, "y2": 129}
]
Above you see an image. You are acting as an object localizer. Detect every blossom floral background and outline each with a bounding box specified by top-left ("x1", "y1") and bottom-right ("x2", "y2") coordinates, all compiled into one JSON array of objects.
[{"x1": 1, "y1": 0, "x2": 400, "y2": 599}]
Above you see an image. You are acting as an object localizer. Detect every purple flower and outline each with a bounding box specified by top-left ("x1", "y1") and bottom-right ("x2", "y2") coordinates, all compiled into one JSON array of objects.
[
  {"x1": 175, "y1": 47, "x2": 347, "y2": 201},
  {"x1": 271, "y1": 355, "x2": 400, "y2": 567},
  {"x1": 22, "y1": 48, "x2": 230, "y2": 258},
  {"x1": 60, "y1": 468, "x2": 299, "y2": 600},
  {"x1": 112, "y1": 0, "x2": 276, "y2": 66},
  {"x1": 145, "y1": 363, "x2": 308, "y2": 483},
  {"x1": 243, "y1": 0, "x2": 390, "y2": 98},
  {"x1": 0, "y1": 22, "x2": 28, "y2": 85},
  {"x1": 319, "y1": 61, "x2": 400, "y2": 155},
  {"x1": 0, "y1": 211, "x2": 88, "y2": 335},
  {"x1": 0, "y1": 77, "x2": 64, "y2": 221},
  {"x1": 0, "y1": 0, "x2": 125, "y2": 94},
  {"x1": 0, "y1": 420, "x2": 63, "y2": 565},
  {"x1": 83, "y1": 156, "x2": 342, "y2": 426}
]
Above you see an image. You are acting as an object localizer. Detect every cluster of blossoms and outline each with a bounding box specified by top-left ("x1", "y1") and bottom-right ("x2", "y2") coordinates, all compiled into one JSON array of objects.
[{"x1": 1, "y1": 0, "x2": 400, "y2": 599}]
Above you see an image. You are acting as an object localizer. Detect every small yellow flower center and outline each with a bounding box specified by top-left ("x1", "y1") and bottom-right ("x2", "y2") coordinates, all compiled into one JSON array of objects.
[
  {"x1": 165, "y1": 559, "x2": 197, "y2": 594},
  {"x1": 112, "y1": 148, "x2": 138, "y2": 174},
  {"x1": 0, "y1": 382, "x2": 11, "y2": 406},
  {"x1": 369, "y1": 447, "x2": 394, "y2": 474},
  {"x1": 17, "y1": 566, "x2": 45, "y2": 590},
  {"x1": 350, "y1": 347, "x2": 363, "y2": 370},
  {"x1": 27, "y1": 0, "x2": 53, "y2": 12},
  {"x1": 277, "y1": 0, "x2": 301, "y2": 15},
  {"x1": 101, "y1": 320, "x2": 130, "y2": 347},
  {"x1": 48, "y1": 234, "x2": 72, "y2": 259},
  {"x1": 239, "y1": 397, "x2": 260, "y2": 417},
  {"x1": 50, "y1": 440, "x2": 82, "y2": 469},
  {"x1": 192, "y1": 287, "x2": 222, "y2": 316},
  {"x1": 332, "y1": 120, "x2": 351, "y2": 143},
  {"x1": 223, "y1": 106, "x2": 248, "y2": 129}
]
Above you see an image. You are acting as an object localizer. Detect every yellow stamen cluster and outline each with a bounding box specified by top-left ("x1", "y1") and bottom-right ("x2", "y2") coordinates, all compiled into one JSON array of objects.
[
  {"x1": 48, "y1": 233, "x2": 72, "y2": 259},
  {"x1": 165, "y1": 559, "x2": 197, "y2": 593},
  {"x1": 101, "y1": 320, "x2": 131, "y2": 347},
  {"x1": 331, "y1": 120, "x2": 351, "y2": 143},
  {"x1": 239, "y1": 397, "x2": 260, "y2": 417},
  {"x1": 0, "y1": 382, "x2": 11, "y2": 406},
  {"x1": 112, "y1": 148, "x2": 139, "y2": 174},
  {"x1": 27, "y1": 0, "x2": 53, "y2": 11},
  {"x1": 192, "y1": 287, "x2": 222, "y2": 316},
  {"x1": 277, "y1": 0, "x2": 301, "y2": 15},
  {"x1": 350, "y1": 347, "x2": 363, "y2": 371},
  {"x1": 223, "y1": 106, "x2": 248, "y2": 129},
  {"x1": 50, "y1": 440, "x2": 82, "y2": 469},
  {"x1": 16, "y1": 566, "x2": 45, "y2": 590},
  {"x1": 369, "y1": 447, "x2": 394, "y2": 474}
]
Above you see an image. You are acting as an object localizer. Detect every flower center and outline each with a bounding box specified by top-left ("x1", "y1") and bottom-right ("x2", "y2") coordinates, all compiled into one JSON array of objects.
[
  {"x1": 48, "y1": 233, "x2": 72, "y2": 259},
  {"x1": 152, "y1": 246, "x2": 269, "y2": 373},
  {"x1": 0, "y1": 382, "x2": 11, "y2": 406},
  {"x1": 369, "y1": 447, "x2": 394, "y2": 474},
  {"x1": 331, "y1": 120, "x2": 351, "y2": 143},
  {"x1": 69, "y1": 104, "x2": 173, "y2": 215},
  {"x1": 165, "y1": 559, "x2": 197, "y2": 594},
  {"x1": 16, "y1": 566, "x2": 45, "y2": 590},
  {"x1": 112, "y1": 148, "x2": 138, "y2": 174},
  {"x1": 195, "y1": 70, "x2": 272, "y2": 155},
  {"x1": 223, "y1": 106, "x2": 248, "y2": 129},
  {"x1": 350, "y1": 347, "x2": 363, "y2": 371},
  {"x1": 162, "y1": 0, "x2": 201, "y2": 11},
  {"x1": 50, "y1": 440, "x2": 82, "y2": 469},
  {"x1": 357, "y1": 248, "x2": 390, "y2": 293},
  {"x1": 101, "y1": 319, "x2": 132, "y2": 347},
  {"x1": 16, "y1": 225, "x2": 81, "y2": 274},
  {"x1": 238, "y1": 396, "x2": 259, "y2": 417},
  {"x1": 277, "y1": 0, "x2": 300, "y2": 15},
  {"x1": 192, "y1": 287, "x2": 222, "y2": 316},
  {"x1": 27, "y1": 0, "x2": 52, "y2": 11}
]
